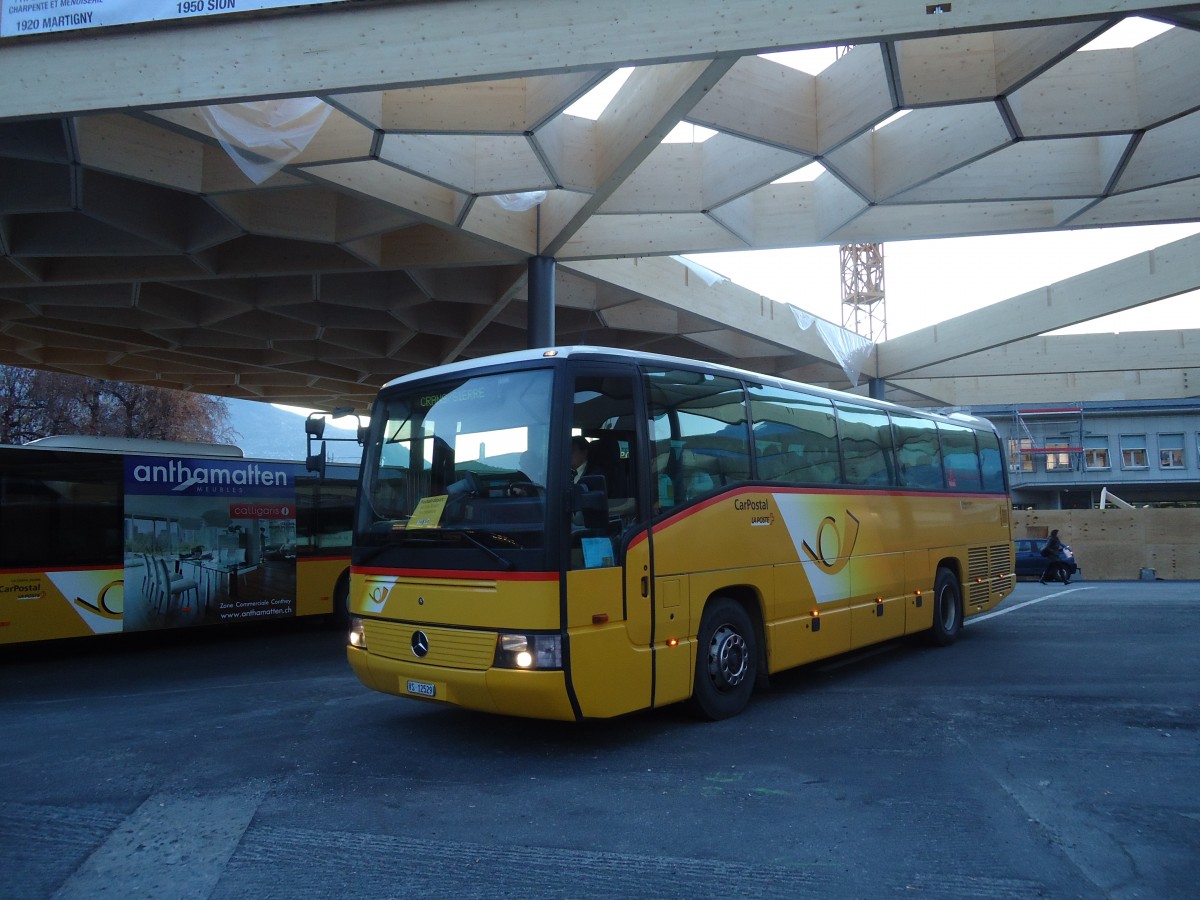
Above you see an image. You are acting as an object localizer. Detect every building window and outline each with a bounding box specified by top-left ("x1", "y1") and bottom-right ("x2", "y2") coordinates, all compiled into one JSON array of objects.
[
  {"x1": 1159, "y1": 433, "x2": 1185, "y2": 469},
  {"x1": 1044, "y1": 438, "x2": 1073, "y2": 472},
  {"x1": 1120, "y1": 434, "x2": 1148, "y2": 469},
  {"x1": 1007, "y1": 438, "x2": 1033, "y2": 473},
  {"x1": 1083, "y1": 437, "x2": 1110, "y2": 470}
]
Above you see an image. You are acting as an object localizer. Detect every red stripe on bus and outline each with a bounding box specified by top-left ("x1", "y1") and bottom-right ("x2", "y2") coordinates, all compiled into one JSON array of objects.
[
  {"x1": 765, "y1": 485, "x2": 1006, "y2": 500},
  {"x1": 353, "y1": 566, "x2": 557, "y2": 581},
  {"x1": 0, "y1": 564, "x2": 124, "y2": 575}
]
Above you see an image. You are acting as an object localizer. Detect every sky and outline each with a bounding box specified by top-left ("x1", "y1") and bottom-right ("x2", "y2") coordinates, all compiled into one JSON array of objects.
[{"x1": 687, "y1": 223, "x2": 1200, "y2": 340}]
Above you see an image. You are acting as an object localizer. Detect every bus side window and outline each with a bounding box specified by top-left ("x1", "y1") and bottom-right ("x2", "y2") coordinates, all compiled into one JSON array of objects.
[
  {"x1": 938, "y1": 422, "x2": 983, "y2": 492},
  {"x1": 892, "y1": 413, "x2": 944, "y2": 489},
  {"x1": 748, "y1": 385, "x2": 839, "y2": 485},
  {"x1": 836, "y1": 401, "x2": 897, "y2": 487},
  {"x1": 978, "y1": 430, "x2": 1007, "y2": 492},
  {"x1": 644, "y1": 368, "x2": 750, "y2": 508},
  {"x1": 0, "y1": 452, "x2": 122, "y2": 569}
]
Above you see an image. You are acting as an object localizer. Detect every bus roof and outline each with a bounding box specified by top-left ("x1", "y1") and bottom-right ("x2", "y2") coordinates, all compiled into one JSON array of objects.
[
  {"x1": 21, "y1": 435, "x2": 245, "y2": 458},
  {"x1": 377, "y1": 346, "x2": 999, "y2": 434}
]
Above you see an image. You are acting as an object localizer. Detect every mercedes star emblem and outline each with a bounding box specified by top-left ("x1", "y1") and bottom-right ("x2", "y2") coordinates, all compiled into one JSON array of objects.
[{"x1": 411, "y1": 630, "x2": 430, "y2": 658}]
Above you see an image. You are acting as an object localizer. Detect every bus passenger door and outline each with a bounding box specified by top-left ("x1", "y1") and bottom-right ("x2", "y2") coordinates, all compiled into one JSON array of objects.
[
  {"x1": 623, "y1": 529, "x2": 653, "y2": 646},
  {"x1": 562, "y1": 368, "x2": 654, "y2": 717},
  {"x1": 564, "y1": 526, "x2": 653, "y2": 719}
]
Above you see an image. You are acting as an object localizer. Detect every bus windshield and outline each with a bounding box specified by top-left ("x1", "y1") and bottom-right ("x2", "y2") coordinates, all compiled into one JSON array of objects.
[{"x1": 359, "y1": 368, "x2": 554, "y2": 554}]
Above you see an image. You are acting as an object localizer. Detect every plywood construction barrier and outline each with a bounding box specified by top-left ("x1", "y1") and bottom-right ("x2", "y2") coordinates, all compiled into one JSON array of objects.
[{"x1": 1013, "y1": 508, "x2": 1200, "y2": 581}]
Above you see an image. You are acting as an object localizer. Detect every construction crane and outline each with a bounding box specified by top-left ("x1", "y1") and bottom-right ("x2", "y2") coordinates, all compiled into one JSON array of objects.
[
  {"x1": 835, "y1": 44, "x2": 888, "y2": 342},
  {"x1": 840, "y1": 242, "x2": 887, "y2": 342}
]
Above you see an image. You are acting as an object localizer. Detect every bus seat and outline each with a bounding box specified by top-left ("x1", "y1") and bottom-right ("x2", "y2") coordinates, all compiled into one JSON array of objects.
[
  {"x1": 576, "y1": 474, "x2": 609, "y2": 529},
  {"x1": 586, "y1": 435, "x2": 628, "y2": 498}
]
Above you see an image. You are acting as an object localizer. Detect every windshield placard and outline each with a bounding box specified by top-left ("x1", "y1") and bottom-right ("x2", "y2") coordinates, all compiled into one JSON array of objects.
[{"x1": 408, "y1": 495, "x2": 448, "y2": 529}]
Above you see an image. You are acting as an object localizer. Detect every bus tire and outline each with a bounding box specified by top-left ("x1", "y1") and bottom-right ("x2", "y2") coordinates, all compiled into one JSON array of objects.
[
  {"x1": 927, "y1": 567, "x2": 963, "y2": 647},
  {"x1": 689, "y1": 597, "x2": 757, "y2": 720},
  {"x1": 329, "y1": 569, "x2": 351, "y2": 630}
]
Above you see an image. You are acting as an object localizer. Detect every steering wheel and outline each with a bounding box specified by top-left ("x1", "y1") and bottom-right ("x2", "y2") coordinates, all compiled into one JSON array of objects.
[{"x1": 506, "y1": 481, "x2": 544, "y2": 498}]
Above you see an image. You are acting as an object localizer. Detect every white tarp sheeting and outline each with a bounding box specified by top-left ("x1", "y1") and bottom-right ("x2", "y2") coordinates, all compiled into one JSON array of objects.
[
  {"x1": 200, "y1": 98, "x2": 332, "y2": 185},
  {"x1": 790, "y1": 306, "x2": 874, "y2": 386},
  {"x1": 492, "y1": 192, "x2": 548, "y2": 211}
]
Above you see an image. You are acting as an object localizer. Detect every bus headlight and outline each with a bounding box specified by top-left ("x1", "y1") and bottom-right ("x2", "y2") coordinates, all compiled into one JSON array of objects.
[
  {"x1": 348, "y1": 616, "x2": 367, "y2": 650},
  {"x1": 494, "y1": 633, "x2": 562, "y2": 670}
]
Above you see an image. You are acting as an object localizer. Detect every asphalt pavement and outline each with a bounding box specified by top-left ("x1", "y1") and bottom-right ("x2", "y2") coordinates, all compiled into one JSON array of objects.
[{"x1": 2, "y1": 581, "x2": 1197, "y2": 899}]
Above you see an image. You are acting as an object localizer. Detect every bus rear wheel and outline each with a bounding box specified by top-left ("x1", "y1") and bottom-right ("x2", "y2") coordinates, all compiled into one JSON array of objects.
[
  {"x1": 689, "y1": 597, "x2": 757, "y2": 720},
  {"x1": 927, "y1": 567, "x2": 963, "y2": 646}
]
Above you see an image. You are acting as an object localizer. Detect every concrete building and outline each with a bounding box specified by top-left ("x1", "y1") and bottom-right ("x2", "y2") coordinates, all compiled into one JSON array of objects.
[{"x1": 970, "y1": 400, "x2": 1200, "y2": 508}]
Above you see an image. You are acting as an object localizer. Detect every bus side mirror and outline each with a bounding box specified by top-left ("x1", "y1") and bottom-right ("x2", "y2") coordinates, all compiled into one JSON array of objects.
[
  {"x1": 306, "y1": 444, "x2": 328, "y2": 477},
  {"x1": 306, "y1": 407, "x2": 361, "y2": 473},
  {"x1": 306, "y1": 412, "x2": 327, "y2": 476}
]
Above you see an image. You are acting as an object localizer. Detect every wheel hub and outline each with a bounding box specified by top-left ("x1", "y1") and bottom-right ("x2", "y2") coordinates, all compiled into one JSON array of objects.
[{"x1": 707, "y1": 624, "x2": 749, "y2": 690}]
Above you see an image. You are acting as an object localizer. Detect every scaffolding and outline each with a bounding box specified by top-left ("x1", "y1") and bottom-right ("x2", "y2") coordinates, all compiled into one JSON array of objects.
[{"x1": 1007, "y1": 405, "x2": 1085, "y2": 473}]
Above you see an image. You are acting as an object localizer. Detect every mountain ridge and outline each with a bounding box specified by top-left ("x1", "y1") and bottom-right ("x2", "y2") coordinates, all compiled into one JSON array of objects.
[{"x1": 225, "y1": 399, "x2": 361, "y2": 463}]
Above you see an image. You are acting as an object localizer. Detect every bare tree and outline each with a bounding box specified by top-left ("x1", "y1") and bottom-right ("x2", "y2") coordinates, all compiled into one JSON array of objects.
[
  {"x1": 0, "y1": 365, "x2": 39, "y2": 444},
  {"x1": 0, "y1": 365, "x2": 237, "y2": 445}
]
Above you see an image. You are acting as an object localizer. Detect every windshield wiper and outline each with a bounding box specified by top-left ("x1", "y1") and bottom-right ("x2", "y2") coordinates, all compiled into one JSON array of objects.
[
  {"x1": 357, "y1": 525, "x2": 515, "y2": 571},
  {"x1": 357, "y1": 519, "x2": 444, "y2": 564},
  {"x1": 448, "y1": 529, "x2": 515, "y2": 571}
]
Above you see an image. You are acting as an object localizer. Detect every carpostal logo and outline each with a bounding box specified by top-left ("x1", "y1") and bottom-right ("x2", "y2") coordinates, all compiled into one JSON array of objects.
[
  {"x1": 127, "y1": 456, "x2": 291, "y2": 496},
  {"x1": 735, "y1": 496, "x2": 775, "y2": 526}
]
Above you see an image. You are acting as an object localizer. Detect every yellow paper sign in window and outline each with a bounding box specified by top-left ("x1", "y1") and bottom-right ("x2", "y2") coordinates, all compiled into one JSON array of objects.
[{"x1": 409, "y1": 495, "x2": 448, "y2": 529}]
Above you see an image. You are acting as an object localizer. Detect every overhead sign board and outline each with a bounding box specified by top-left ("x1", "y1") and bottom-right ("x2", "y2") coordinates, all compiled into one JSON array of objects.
[{"x1": 2, "y1": 0, "x2": 343, "y2": 39}]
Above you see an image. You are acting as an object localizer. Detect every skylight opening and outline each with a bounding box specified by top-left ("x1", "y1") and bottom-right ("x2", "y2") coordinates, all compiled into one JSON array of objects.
[
  {"x1": 874, "y1": 110, "x2": 910, "y2": 131},
  {"x1": 773, "y1": 162, "x2": 825, "y2": 184},
  {"x1": 759, "y1": 48, "x2": 838, "y2": 75},
  {"x1": 662, "y1": 122, "x2": 718, "y2": 144},
  {"x1": 564, "y1": 68, "x2": 633, "y2": 120},
  {"x1": 1080, "y1": 17, "x2": 1173, "y2": 51}
]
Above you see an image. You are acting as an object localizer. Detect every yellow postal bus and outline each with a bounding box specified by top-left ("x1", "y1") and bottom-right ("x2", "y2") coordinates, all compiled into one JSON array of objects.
[
  {"x1": 347, "y1": 347, "x2": 1013, "y2": 720},
  {"x1": 0, "y1": 436, "x2": 356, "y2": 645}
]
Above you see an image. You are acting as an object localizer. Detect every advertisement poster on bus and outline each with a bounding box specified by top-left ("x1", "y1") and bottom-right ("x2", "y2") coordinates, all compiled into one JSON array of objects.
[
  {"x1": 121, "y1": 454, "x2": 301, "y2": 631},
  {"x1": 2, "y1": 0, "x2": 344, "y2": 40}
]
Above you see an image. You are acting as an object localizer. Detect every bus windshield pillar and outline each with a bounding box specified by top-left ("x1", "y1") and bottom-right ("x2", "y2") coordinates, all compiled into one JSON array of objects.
[{"x1": 527, "y1": 255, "x2": 556, "y2": 348}]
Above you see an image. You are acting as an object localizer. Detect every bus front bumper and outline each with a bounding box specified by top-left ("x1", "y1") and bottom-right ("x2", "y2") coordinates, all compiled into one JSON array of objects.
[{"x1": 347, "y1": 645, "x2": 576, "y2": 721}]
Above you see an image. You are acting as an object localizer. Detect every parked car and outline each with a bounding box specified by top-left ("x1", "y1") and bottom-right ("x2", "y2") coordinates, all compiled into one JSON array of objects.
[{"x1": 1014, "y1": 538, "x2": 1081, "y2": 581}]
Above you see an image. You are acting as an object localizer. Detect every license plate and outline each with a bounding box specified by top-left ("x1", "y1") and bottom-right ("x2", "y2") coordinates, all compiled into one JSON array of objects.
[{"x1": 407, "y1": 680, "x2": 436, "y2": 697}]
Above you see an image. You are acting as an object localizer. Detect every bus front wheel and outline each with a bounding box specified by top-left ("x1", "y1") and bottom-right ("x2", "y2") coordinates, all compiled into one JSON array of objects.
[
  {"x1": 927, "y1": 567, "x2": 963, "y2": 647},
  {"x1": 689, "y1": 597, "x2": 757, "y2": 720}
]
